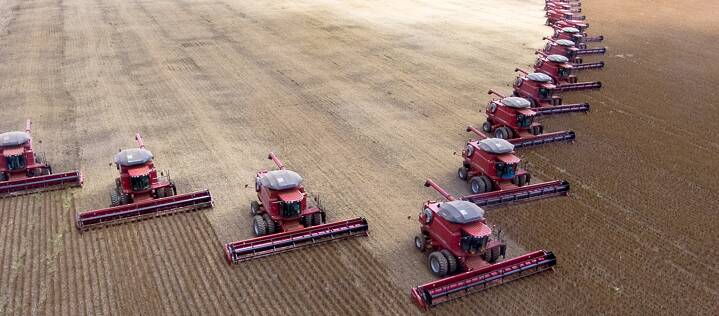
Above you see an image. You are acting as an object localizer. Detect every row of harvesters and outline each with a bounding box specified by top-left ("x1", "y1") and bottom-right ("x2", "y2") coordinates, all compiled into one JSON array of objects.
[
  {"x1": 1, "y1": 121, "x2": 366, "y2": 261},
  {"x1": 0, "y1": 121, "x2": 213, "y2": 230},
  {"x1": 411, "y1": 0, "x2": 606, "y2": 309}
]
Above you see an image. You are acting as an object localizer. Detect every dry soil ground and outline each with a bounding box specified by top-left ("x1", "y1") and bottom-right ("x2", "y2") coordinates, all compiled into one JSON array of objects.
[{"x1": 0, "y1": 0, "x2": 717, "y2": 314}]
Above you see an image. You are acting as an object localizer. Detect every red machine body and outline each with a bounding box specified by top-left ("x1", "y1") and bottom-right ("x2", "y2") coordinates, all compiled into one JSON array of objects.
[
  {"x1": 411, "y1": 180, "x2": 558, "y2": 309},
  {"x1": 75, "y1": 133, "x2": 213, "y2": 230},
  {"x1": 512, "y1": 70, "x2": 562, "y2": 107},
  {"x1": 458, "y1": 137, "x2": 531, "y2": 194},
  {"x1": 543, "y1": 38, "x2": 606, "y2": 64},
  {"x1": 552, "y1": 19, "x2": 589, "y2": 33},
  {"x1": 0, "y1": 119, "x2": 83, "y2": 197},
  {"x1": 224, "y1": 152, "x2": 368, "y2": 264}
]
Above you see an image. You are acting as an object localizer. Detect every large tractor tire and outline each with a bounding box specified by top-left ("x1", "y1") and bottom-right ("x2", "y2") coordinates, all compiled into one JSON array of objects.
[
  {"x1": 311, "y1": 212, "x2": 323, "y2": 226},
  {"x1": 470, "y1": 176, "x2": 492, "y2": 194},
  {"x1": 110, "y1": 190, "x2": 121, "y2": 207},
  {"x1": 120, "y1": 193, "x2": 132, "y2": 205},
  {"x1": 428, "y1": 251, "x2": 449, "y2": 277},
  {"x1": 441, "y1": 250, "x2": 458, "y2": 274},
  {"x1": 252, "y1": 215, "x2": 267, "y2": 236},
  {"x1": 262, "y1": 213, "x2": 276, "y2": 234}
]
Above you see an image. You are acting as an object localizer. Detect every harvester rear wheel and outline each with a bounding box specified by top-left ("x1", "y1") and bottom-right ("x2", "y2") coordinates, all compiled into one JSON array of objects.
[
  {"x1": 482, "y1": 121, "x2": 492, "y2": 133},
  {"x1": 110, "y1": 190, "x2": 121, "y2": 207},
  {"x1": 253, "y1": 215, "x2": 267, "y2": 236},
  {"x1": 311, "y1": 212, "x2": 323, "y2": 226},
  {"x1": 262, "y1": 214, "x2": 276, "y2": 234},
  {"x1": 250, "y1": 201, "x2": 261, "y2": 216},
  {"x1": 441, "y1": 250, "x2": 458, "y2": 274},
  {"x1": 428, "y1": 252, "x2": 449, "y2": 277},
  {"x1": 414, "y1": 235, "x2": 426, "y2": 251},
  {"x1": 457, "y1": 167, "x2": 468, "y2": 181}
]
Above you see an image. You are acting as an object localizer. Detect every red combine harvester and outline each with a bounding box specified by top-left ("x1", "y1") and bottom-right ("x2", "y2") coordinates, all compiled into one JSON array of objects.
[
  {"x1": 546, "y1": 8, "x2": 585, "y2": 25},
  {"x1": 475, "y1": 90, "x2": 579, "y2": 148},
  {"x1": 511, "y1": 70, "x2": 593, "y2": 110},
  {"x1": 536, "y1": 50, "x2": 604, "y2": 72},
  {"x1": 545, "y1": 2, "x2": 580, "y2": 13},
  {"x1": 75, "y1": 133, "x2": 213, "y2": 230},
  {"x1": 411, "y1": 179, "x2": 557, "y2": 309},
  {"x1": 522, "y1": 59, "x2": 602, "y2": 92},
  {"x1": 458, "y1": 137, "x2": 569, "y2": 195},
  {"x1": 543, "y1": 38, "x2": 606, "y2": 64},
  {"x1": 224, "y1": 152, "x2": 368, "y2": 264},
  {"x1": 0, "y1": 119, "x2": 83, "y2": 197},
  {"x1": 551, "y1": 26, "x2": 604, "y2": 48}
]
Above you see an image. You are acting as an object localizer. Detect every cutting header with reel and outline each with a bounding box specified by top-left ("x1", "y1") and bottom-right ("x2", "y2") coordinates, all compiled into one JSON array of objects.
[
  {"x1": 75, "y1": 133, "x2": 213, "y2": 230},
  {"x1": 224, "y1": 152, "x2": 368, "y2": 264},
  {"x1": 0, "y1": 119, "x2": 83, "y2": 197}
]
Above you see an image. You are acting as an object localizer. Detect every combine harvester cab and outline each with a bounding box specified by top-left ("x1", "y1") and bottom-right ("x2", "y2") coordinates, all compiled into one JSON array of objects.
[
  {"x1": 75, "y1": 133, "x2": 213, "y2": 231},
  {"x1": 475, "y1": 90, "x2": 578, "y2": 148},
  {"x1": 511, "y1": 71, "x2": 591, "y2": 112},
  {"x1": 411, "y1": 180, "x2": 558, "y2": 310},
  {"x1": 545, "y1": 2, "x2": 581, "y2": 13},
  {"x1": 521, "y1": 60, "x2": 602, "y2": 93},
  {"x1": 224, "y1": 152, "x2": 368, "y2": 264},
  {"x1": 543, "y1": 38, "x2": 606, "y2": 64},
  {"x1": 457, "y1": 137, "x2": 571, "y2": 196},
  {"x1": 0, "y1": 119, "x2": 83, "y2": 197}
]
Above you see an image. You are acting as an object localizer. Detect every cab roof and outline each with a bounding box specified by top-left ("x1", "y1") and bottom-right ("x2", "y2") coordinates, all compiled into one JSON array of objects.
[
  {"x1": 114, "y1": 148, "x2": 154, "y2": 167},
  {"x1": 437, "y1": 200, "x2": 485, "y2": 224},
  {"x1": 0, "y1": 131, "x2": 30, "y2": 147},
  {"x1": 502, "y1": 97, "x2": 531, "y2": 109},
  {"x1": 260, "y1": 170, "x2": 303, "y2": 191},
  {"x1": 478, "y1": 138, "x2": 514, "y2": 154},
  {"x1": 561, "y1": 27, "x2": 580, "y2": 34},
  {"x1": 547, "y1": 54, "x2": 570, "y2": 63},
  {"x1": 527, "y1": 72, "x2": 553, "y2": 83},
  {"x1": 556, "y1": 39, "x2": 576, "y2": 47}
]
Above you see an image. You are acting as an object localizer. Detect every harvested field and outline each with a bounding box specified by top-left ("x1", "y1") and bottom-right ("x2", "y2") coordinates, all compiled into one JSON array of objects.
[{"x1": 0, "y1": 0, "x2": 718, "y2": 314}]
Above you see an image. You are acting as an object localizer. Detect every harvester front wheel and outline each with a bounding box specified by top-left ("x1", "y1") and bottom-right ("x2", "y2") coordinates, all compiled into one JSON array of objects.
[
  {"x1": 120, "y1": 194, "x2": 132, "y2": 205},
  {"x1": 441, "y1": 250, "x2": 458, "y2": 274},
  {"x1": 0, "y1": 173, "x2": 6, "y2": 181},
  {"x1": 457, "y1": 167, "x2": 468, "y2": 181},
  {"x1": 262, "y1": 213, "x2": 276, "y2": 234},
  {"x1": 311, "y1": 213, "x2": 323, "y2": 226},
  {"x1": 110, "y1": 190, "x2": 121, "y2": 207},
  {"x1": 531, "y1": 125, "x2": 543, "y2": 136},
  {"x1": 470, "y1": 176, "x2": 491, "y2": 194},
  {"x1": 495, "y1": 127, "x2": 512, "y2": 140},
  {"x1": 253, "y1": 215, "x2": 267, "y2": 236},
  {"x1": 428, "y1": 252, "x2": 449, "y2": 277},
  {"x1": 250, "y1": 201, "x2": 261, "y2": 216}
]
